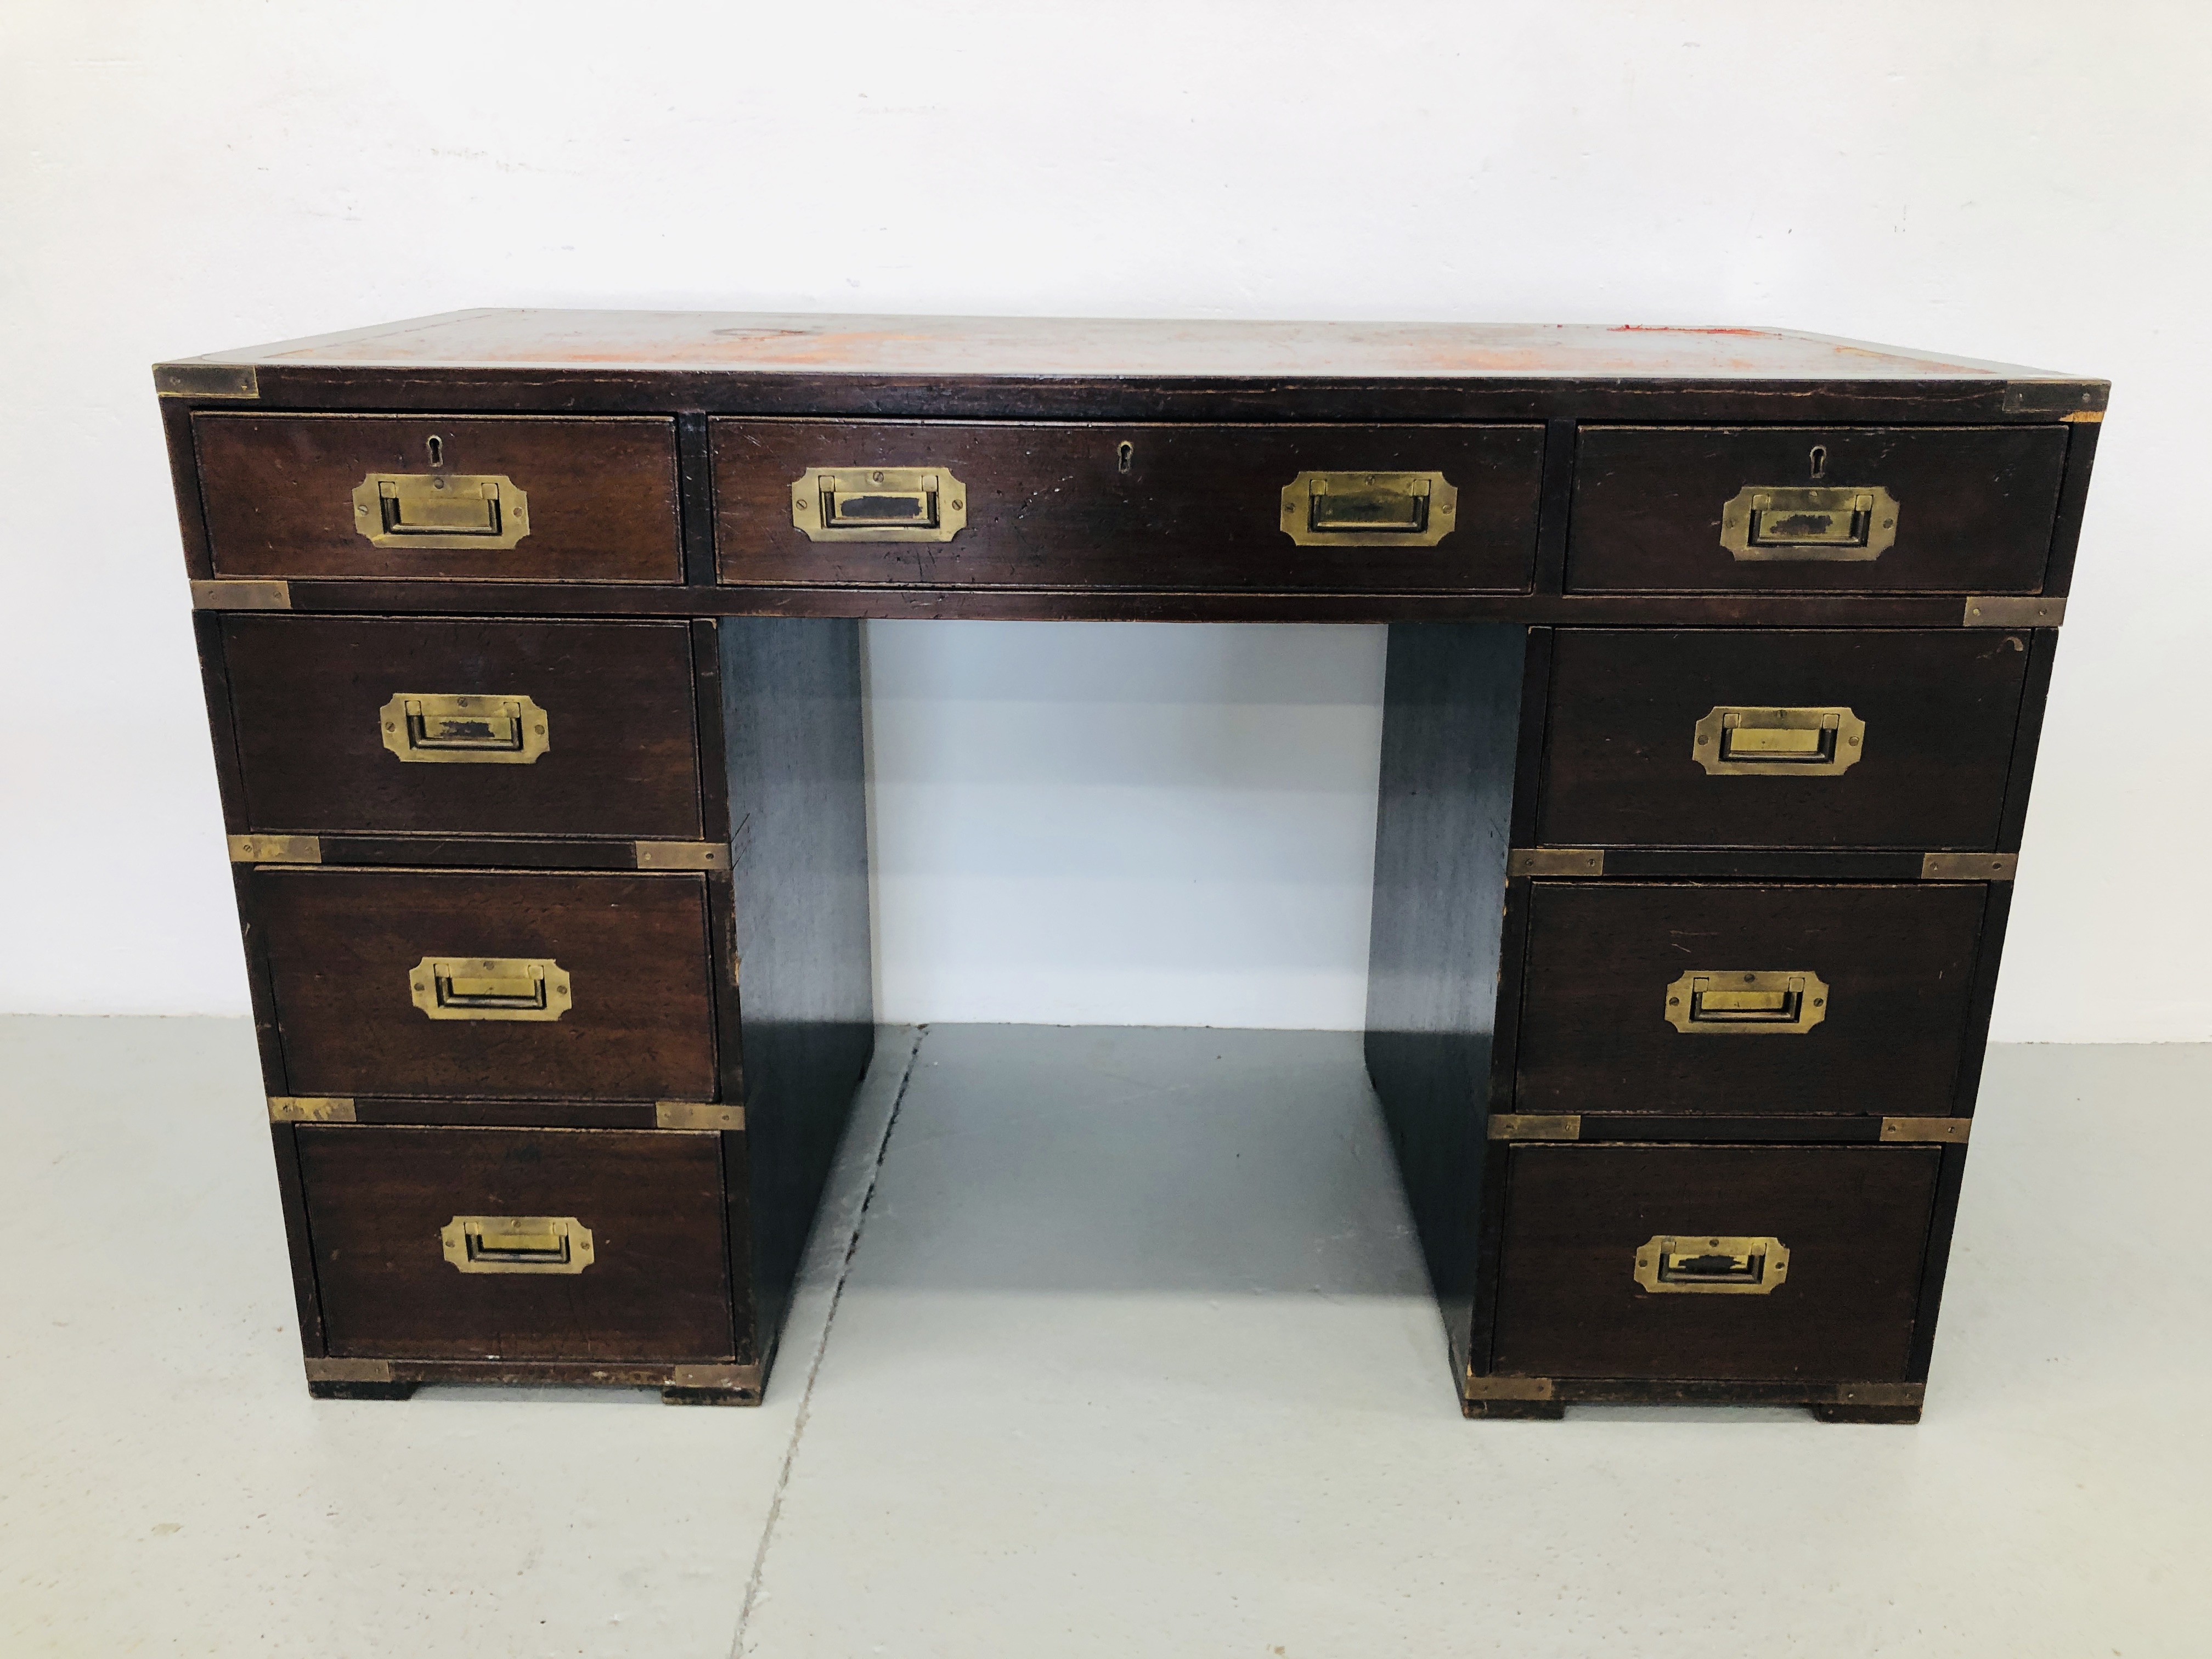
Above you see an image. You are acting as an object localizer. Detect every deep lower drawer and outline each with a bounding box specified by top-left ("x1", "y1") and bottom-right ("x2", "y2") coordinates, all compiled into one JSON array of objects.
[
  {"x1": 1513, "y1": 881, "x2": 1992, "y2": 1119},
  {"x1": 1537, "y1": 628, "x2": 2035, "y2": 849},
  {"x1": 250, "y1": 867, "x2": 719, "y2": 1100},
  {"x1": 195, "y1": 414, "x2": 682, "y2": 582},
  {"x1": 712, "y1": 419, "x2": 1546, "y2": 590},
  {"x1": 218, "y1": 616, "x2": 705, "y2": 839},
  {"x1": 297, "y1": 1125, "x2": 736, "y2": 1361},
  {"x1": 1488, "y1": 1143, "x2": 1943, "y2": 1381},
  {"x1": 1567, "y1": 424, "x2": 2068, "y2": 594}
]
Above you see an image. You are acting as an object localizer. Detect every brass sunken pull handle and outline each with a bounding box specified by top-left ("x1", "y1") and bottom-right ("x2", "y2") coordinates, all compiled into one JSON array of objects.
[
  {"x1": 1720, "y1": 486, "x2": 1898, "y2": 562},
  {"x1": 1279, "y1": 471, "x2": 1459, "y2": 547},
  {"x1": 351, "y1": 473, "x2": 530, "y2": 550},
  {"x1": 1634, "y1": 1234, "x2": 1790, "y2": 1295},
  {"x1": 789, "y1": 466, "x2": 968, "y2": 542},
  {"x1": 1691, "y1": 705, "x2": 1865, "y2": 776},
  {"x1": 380, "y1": 693, "x2": 549, "y2": 764},
  {"x1": 409, "y1": 956, "x2": 571, "y2": 1022},
  {"x1": 1665, "y1": 970, "x2": 1829, "y2": 1035},
  {"x1": 441, "y1": 1215, "x2": 595, "y2": 1274}
]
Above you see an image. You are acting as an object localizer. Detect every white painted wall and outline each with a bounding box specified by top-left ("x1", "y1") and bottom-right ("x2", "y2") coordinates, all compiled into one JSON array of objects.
[{"x1": 3, "y1": 1, "x2": 2204, "y2": 1037}]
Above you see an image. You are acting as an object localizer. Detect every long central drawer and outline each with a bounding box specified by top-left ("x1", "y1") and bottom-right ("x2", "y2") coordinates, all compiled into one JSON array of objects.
[{"x1": 713, "y1": 420, "x2": 1547, "y2": 590}]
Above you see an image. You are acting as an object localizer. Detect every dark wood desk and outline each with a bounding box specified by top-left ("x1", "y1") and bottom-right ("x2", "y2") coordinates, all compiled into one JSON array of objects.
[{"x1": 158, "y1": 313, "x2": 2103, "y2": 1420}]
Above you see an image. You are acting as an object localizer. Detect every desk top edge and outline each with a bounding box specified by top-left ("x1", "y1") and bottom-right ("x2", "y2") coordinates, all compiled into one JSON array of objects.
[{"x1": 155, "y1": 309, "x2": 2101, "y2": 392}]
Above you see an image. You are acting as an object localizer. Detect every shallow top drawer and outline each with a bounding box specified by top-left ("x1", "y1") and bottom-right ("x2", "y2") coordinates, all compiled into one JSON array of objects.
[
  {"x1": 714, "y1": 421, "x2": 1545, "y2": 591},
  {"x1": 195, "y1": 414, "x2": 682, "y2": 583},
  {"x1": 1537, "y1": 628, "x2": 2035, "y2": 850},
  {"x1": 1568, "y1": 425, "x2": 2069, "y2": 593},
  {"x1": 218, "y1": 616, "x2": 704, "y2": 839}
]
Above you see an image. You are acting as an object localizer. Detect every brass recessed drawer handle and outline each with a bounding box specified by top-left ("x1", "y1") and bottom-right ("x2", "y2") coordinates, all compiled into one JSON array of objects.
[
  {"x1": 1634, "y1": 1234, "x2": 1790, "y2": 1295},
  {"x1": 790, "y1": 466, "x2": 968, "y2": 542},
  {"x1": 441, "y1": 1215, "x2": 594, "y2": 1274},
  {"x1": 351, "y1": 473, "x2": 530, "y2": 550},
  {"x1": 380, "y1": 693, "x2": 549, "y2": 764},
  {"x1": 409, "y1": 956, "x2": 571, "y2": 1021},
  {"x1": 1279, "y1": 471, "x2": 1459, "y2": 547},
  {"x1": 1692, "y1": 705, "x2": 1865, "y2": 775},
  {"x1": 1720, "y1": 486, "x2": 1898, "y2": 561},
  {"x1": 1666, "y1": 969, "x2": 1829, "y2": 1034}
]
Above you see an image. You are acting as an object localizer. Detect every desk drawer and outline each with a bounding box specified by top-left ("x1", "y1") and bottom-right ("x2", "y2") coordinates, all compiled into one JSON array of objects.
[
  {"x1": 251, "y1": 868, "x2": 718, "y2": 1100},
  {"x1": 1568, "y1": 425, "x2": 2068, "y2": 593},
  {"x1": 1537, "y1": 629, "x2": 2035, "y2": 849},
  {"x1": 298, "y1": 1126, "x2": 735, "y2": 1361},
  {"x1": 713, "y1": 420, "x2": 1545, "y2": 591},
  {"x1": 219, "y1": 616, "x2": 704, "y2": 839},
  {"x1": 196, "y1": 414, "x2": 681, "y2": 583},
  {"x1": 1513, "y1": 882, "x2": 1990, "y2": 1119},
  {"x1": 1488, "y1": 1144, "x2": 1941, "y2": 1381}
]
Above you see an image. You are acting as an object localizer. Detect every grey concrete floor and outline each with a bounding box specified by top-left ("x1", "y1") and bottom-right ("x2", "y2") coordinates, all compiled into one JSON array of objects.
[{"x1": 2, "y1": 1017, "x2": 2206, "y2": 1656}]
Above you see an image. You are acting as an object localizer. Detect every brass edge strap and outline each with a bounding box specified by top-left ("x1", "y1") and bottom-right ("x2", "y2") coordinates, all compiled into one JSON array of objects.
[
  {"x1": 304, "y1": 1357, "x2": 392, "y2": 1383},
  {"x1": 269, "y1": 1096, "x2": 356, "y2": 1124},
  {"x1": 191, "y1": 579, "x2": 291, "y2": 611},
  {"x1": 669, "y1": 1364, "x2": 763, "y2": 1390},
  {"x1": 1507, "y1": 849, "x2": 1604, "y2": 877},
  {"x1": 1921, "y1": 852, "x2": 2017, "y2": 881},
  {"x1": 307, "y1": 1357, "x2": 761, "y2": 1389},
  {"x1": 1880, "y1": 1116, "x2": 1971, "y2": 1144},
  {"x1": 156, "y1": 363, "x2": 258, "y2": 399},
  {"x1": 1963, "y1": 596, "x2": 2065, "y2": 628},
  {"x1": 229, "y1": 834, "x2": 321, "y2": 864},
  {"x1": 635, "y1": 840, "x2": 731, "y2": 871},
  {"x1": 1487, "y1": 1114, "x2": 1581, "y2": 1141},
  {"x1": 1521, "y1": 1378, "x2": 1926, "y2": 1406},
  {"x1": 1464, "y1": 1374, "x2": 1555, "y2": 1402},
  {"x1": 1824, "y1": 1382, "x2": 1925, "y2": 1407},
  {"x1": 656, "y1": 1101, "x2": 745, "y2": 1131},
  {"x1": 2061, "y1": 410, "x2": 2104, "y2": 423}
]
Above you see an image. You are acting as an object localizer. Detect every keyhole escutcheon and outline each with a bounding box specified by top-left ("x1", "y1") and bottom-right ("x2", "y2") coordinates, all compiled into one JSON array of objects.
[
  {"x1": 1808, "y1": 444, "x2": 1827, "y2": 481},
  {"x1": 1117, "y1": 441, "x2": 1134, "y2": 475},
  {"x1": 426, "y1": 435, "x2": 445, "y2": 469}
]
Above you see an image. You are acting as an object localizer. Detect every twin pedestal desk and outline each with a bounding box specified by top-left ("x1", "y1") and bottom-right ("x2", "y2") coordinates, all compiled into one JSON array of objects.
[{"x1": 157, "y1": 313, "x2": 2103, "y2": 1421}]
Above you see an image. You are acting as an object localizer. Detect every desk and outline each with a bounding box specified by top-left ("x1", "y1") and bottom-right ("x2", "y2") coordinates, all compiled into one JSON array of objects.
[{"x1": 158, "y1": 313, "x2": 2103, "y2": 1420}]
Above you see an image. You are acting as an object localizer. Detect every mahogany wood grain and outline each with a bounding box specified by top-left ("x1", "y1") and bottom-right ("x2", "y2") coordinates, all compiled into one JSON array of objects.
[
  {"x1": 713, "y1": 421, "x2": 1544, "y2": 591},
  {"x1": 251, "y1": 868, "x2": 716, "y2": 1100},
  {"x1": 195, "y1": 414, "x2": 681, "y2": 583},
  {"x1": 1568, "y1": 425, "x2": 2067, "y2": 594},
  {"x1": 1364, "y1": 623, "x2": 1527, "y2": 1370},
  {"x1": 1536, "y1": 628, "x2": 2035, "y2": 849},
  {"x1": 219, "y1": 616, "x2": 703, "y2": 838},
  {"x1": 1489, "y1": 1144, "x2": 1942, "y2": 1381},
  {"x1": 298, "y1": 1126, "x2": 733, "y2": 1361},
  {"x1": 252, "y1": 579, "x2": 2013, "y2": 626},
  {"x1": 719, "y1": 617, "x2": 875, "y2": 1352}
]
